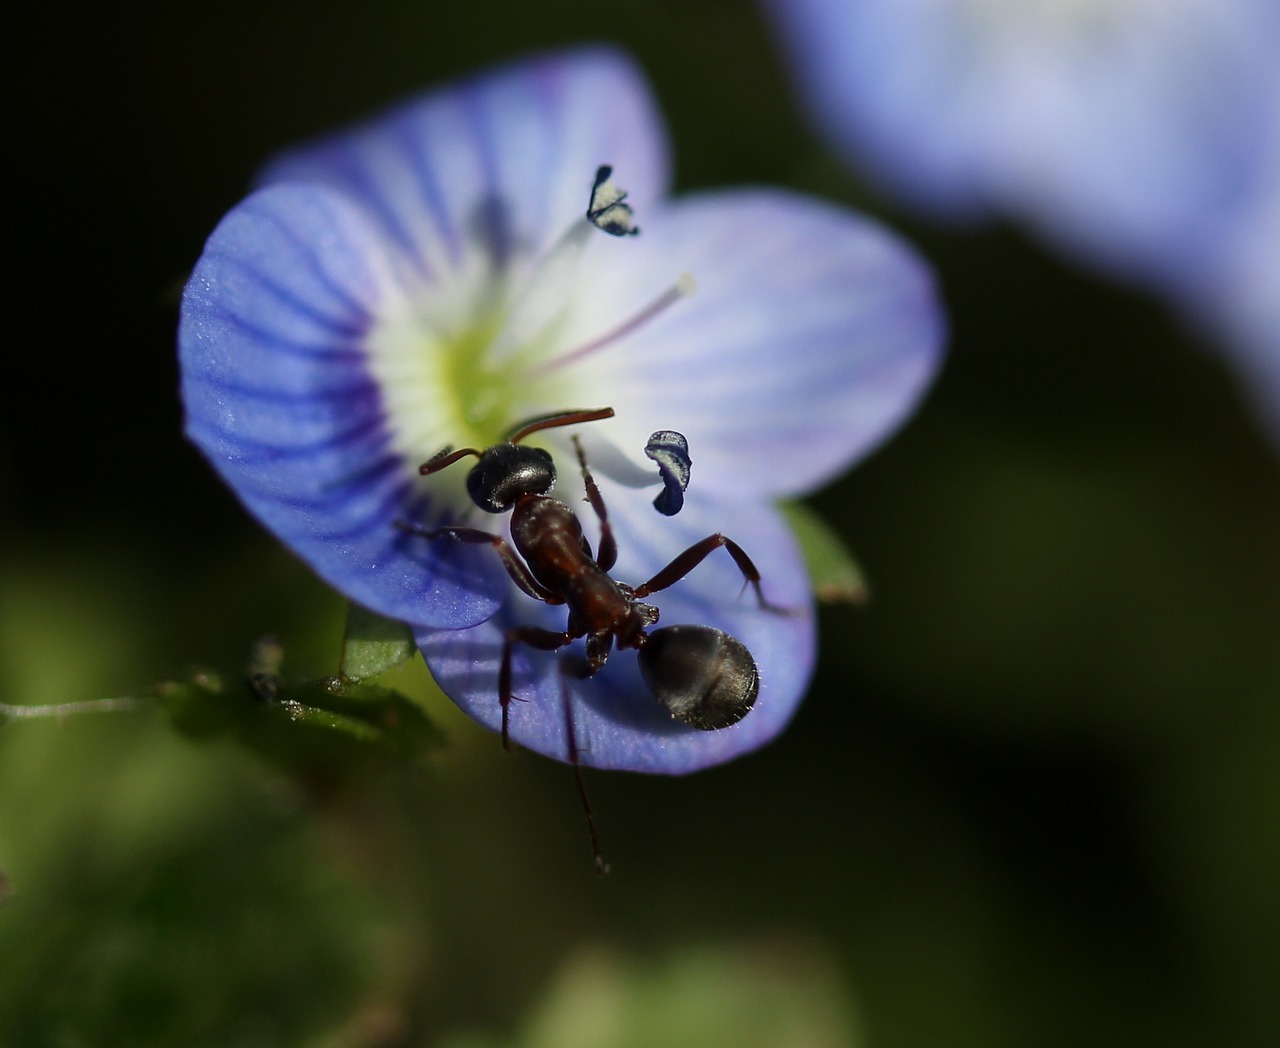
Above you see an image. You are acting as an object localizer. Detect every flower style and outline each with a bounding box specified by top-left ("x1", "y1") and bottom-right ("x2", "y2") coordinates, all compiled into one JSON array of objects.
[{"x1": 179, "y1": 48, "x2": 945, "y2": 773}]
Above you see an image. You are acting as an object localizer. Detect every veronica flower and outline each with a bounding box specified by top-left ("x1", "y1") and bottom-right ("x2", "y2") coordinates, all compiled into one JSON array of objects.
[
  {"x1": 1198, "y1": 114, "x2": 1280, "y2": 443},
  {"x1": 179, "y1": 48, "x2": 944, "y2": 773},
  {"x1": 763, "y1": 0, "x2": 1280, "y2": 295}
]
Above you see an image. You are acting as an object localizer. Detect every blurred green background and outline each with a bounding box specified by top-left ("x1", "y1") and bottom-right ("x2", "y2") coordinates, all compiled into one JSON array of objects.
[{"x1": 4, "y1": 2, "x2": 1279, "y2": 1046}]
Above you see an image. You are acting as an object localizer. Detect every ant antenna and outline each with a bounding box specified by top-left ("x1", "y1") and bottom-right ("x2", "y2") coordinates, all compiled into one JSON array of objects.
[
  {"x1": 419, "y1": 445, "x2": 484, "y2": 476},
  {"x1": 506, "y1": 407, "x2": 615, "y2": 445},
  {"x1": 421, "y1": 408, "x2": 615, "y2": 477},
  {"x1": 560, "y1": 658, "x2": 609, "y2": 874}
]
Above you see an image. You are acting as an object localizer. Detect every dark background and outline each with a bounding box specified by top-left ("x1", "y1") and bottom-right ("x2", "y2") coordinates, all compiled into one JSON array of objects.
[{"x1": 4, "y1": 3, "x2": 1279, "y2": 1046}]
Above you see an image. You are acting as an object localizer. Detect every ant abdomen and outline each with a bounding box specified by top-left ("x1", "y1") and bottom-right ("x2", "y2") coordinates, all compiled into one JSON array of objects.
[{"x1": 636, "y1": 624, "x2": 759, "y2": 731}]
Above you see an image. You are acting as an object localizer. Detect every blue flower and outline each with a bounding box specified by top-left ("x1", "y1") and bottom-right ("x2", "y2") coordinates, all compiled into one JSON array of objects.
[
  {"x1": 1198, "y1": 138, "x2": 1280, "y2": 443},
  {"x1": 179, "y1": 48, "x2": 945, "y2": 772},
  {"x1": 764, "y1": 0, "x2": 1280, "y2": 292}
]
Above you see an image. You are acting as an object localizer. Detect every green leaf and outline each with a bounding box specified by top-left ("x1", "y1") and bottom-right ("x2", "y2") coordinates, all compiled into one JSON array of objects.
[
  {"x1": 155, "y1": 673, "x2": 234, "y2": 738},
  {"x1": 779, "y1": 501, "x2": 869, "y2": 605},
  {"x1": 339, "y1": 602, "x2": 417, "y2": 681},
  {"x1": 156, "y1": 649, "x2": 445, "y2": 783},
  {"x1": 237, "y1": 678, "x2": 446, "y2": 779},
  {"x1": 284, "y1": 677, "x2": 447, "y2": 758},
  {"x1": 437, "y1": 941, "x2": 859, "y2": 1048}
]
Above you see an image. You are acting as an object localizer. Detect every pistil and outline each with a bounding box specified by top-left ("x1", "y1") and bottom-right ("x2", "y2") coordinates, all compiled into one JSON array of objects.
[{"x1": 533, "y1": 272, "x2": 696, "y2": 377}]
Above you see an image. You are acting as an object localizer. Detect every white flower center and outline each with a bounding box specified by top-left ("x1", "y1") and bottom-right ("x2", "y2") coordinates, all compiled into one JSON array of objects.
[{"x1": 362, "y1": 170, "x2": 692, "y2": 516}]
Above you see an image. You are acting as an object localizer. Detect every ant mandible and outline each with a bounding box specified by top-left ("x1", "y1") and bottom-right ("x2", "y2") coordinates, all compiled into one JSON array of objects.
[{"x1": 402, "y1": 407, "x2": 771, "y2": 748}]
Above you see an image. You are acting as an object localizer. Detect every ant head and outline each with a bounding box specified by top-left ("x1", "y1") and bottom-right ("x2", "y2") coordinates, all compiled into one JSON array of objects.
[
  {"x1": 420, "y1": 408, "x2": 615, "y2": 512},
  {"x1": 466, "y1": 444, "x2": 556, "y2": 513},
  {"x1": 637, "y1": 624, "x2": 759, "y2": 730}
]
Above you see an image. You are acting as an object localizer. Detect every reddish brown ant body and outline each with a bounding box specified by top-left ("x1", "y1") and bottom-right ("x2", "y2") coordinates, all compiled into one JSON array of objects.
[{"x1": 406, "y1": 407, "x2": 766, "y2": 741}]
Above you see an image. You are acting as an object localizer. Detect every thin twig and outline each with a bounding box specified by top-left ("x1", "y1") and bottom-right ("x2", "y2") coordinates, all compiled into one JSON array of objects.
[{"x1": 0, "y1": 696, "x2": 151, "y2": 720}]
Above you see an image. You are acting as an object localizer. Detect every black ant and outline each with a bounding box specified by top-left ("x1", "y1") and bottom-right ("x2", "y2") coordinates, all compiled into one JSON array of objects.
[{"x1": 400, "y1": 407, "x2": 772, "y2": 868}]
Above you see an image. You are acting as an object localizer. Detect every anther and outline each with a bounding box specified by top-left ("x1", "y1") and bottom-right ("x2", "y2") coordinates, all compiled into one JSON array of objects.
[
  {"x1": 587, "y1": 165, "x2": 639, "y2": 237},
  {"x1": 491, "y1": 165, "x2": 643, "y2": 358}
]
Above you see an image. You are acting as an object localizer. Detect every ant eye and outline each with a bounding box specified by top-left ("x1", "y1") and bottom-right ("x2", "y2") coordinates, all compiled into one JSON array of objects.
[
  {"x1": 637, "y1": 625, "x2": 759, "y2": 731},
  {"x1": 644, "y1": 430, "x2": 691, "y2": 516}
]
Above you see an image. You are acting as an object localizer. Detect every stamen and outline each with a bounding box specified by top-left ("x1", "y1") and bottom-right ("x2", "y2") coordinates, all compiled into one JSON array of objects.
[
  {"x1": 488, "y1": 166, "x2": 640, "y2": 361},
  {"x1": 587, "y1": 165, "x2": 639, "y2": 237},
  {"x1": 644, "y1": 430, "x2": 692, "y2": 516},
  {"x1": 534, "y1": 272, "x2": 697, "y2": 377},
  {"x1": 489, "y1": 218, "x2": 595, "y2": 360}
]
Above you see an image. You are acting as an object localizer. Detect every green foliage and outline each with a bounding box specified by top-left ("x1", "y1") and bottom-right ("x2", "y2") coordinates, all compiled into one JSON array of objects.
[
  {"x1": 780, "y1": 501, "x2": 869, "y2": 604},
  {"x1": 9, "y1": 3, "x2": 1280, "y2": 1046},
  {"x1": 438, "y1": 942, "x2": 860, "y2": 1048},
  {"x1": 0, "y1": 718, "x2": 415, "y2": 1048},
  {"x1": 157, "y1": 644, "x2": 445, "y2": 786},
  {"x1": 341, "y1": 602, "x2": 418, "y2": 682}
]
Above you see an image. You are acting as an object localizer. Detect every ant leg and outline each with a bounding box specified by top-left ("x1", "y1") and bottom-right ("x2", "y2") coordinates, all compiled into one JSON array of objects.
[
  {"x1": 631, "y1": 534, "x2": 779, "y2": 610},
  {"x1": 558, "y1": 658, "x2": 609, "y2": 874},
  {"x1": 396, "y1": 520, "x2": 562, "y2": 604},
  {"x1": 571, "y1": 434, "x2": 617, "y2": 572},
  {"x1": 498, "y1": 625, "x2": 574, "y2": 749}
]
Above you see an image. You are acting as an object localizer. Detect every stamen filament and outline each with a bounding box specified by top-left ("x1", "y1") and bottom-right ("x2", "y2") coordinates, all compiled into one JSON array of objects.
[
  {"x1": 534, "y1": 272, "x2": 696, "y2": 377},
  {"x1": 490, "y1": 219, "x2": 595, "y2": 359}
]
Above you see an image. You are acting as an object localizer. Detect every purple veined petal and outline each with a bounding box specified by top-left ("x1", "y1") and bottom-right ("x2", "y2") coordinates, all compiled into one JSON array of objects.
[
  {"x1": 764, "y1": 0, "x2": 1280, "y2": 290},
  {"x1": 545, "y1": 188, "x2": 944, "y2": 501},
  {"x1": 180, "y1": 182, "x2": 506, "y2": 628},
  {"x1": 257, "y1": 47, "x2": 671, "y2": 293},
  {"x1": 417, "y1": 489, "x2": 815, "y2": 774}
]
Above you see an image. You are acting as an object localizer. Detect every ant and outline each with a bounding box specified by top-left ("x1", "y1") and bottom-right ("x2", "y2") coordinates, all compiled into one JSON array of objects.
[{"x1": 400, "y1": 407, "x2": 773, "y2": 868}]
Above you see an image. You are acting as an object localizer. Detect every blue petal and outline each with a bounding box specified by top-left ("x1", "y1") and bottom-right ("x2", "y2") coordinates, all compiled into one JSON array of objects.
[
  {"x1": 179, "y1": 183, "x2": 506, "y2": 627},
  {"x1": 257, "y1": 48, "x2": 670, "y2": 286},
  {"x1": 764, "y1": 0, "x2": 1280, "y2": 290},
  {"x1": 416, "y1": 490, "x2": 815, "y2": 774},
  {"x1": 764, "y1": 0, "x2": 991, "y2": 217},
  {"x1": 1202, "y1": 183, "x2": 1280, "y2": 444},
  {"x1": 555, "y1": 188, "x2": 944, "y2": 500}
]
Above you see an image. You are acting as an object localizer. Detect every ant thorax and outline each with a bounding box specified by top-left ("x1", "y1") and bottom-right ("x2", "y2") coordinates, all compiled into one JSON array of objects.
[{"x1": 509, "y1": 494, "x2": 653, "y2": 641}]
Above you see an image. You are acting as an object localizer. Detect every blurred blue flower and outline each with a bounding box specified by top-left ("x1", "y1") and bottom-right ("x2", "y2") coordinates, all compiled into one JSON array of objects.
[
  {"x1": 1197, "y1": 121, "x2": 1280, "y2": 441},
  {"x1": 765, "y1": 0, "x2": 1280, "y2": 437},
  {"x1": 179, "y1": 48, "x2": 945, "y2": 771},
  {"x1": 766, "y1": 0, "x2": 1276, "y2": 283}
]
